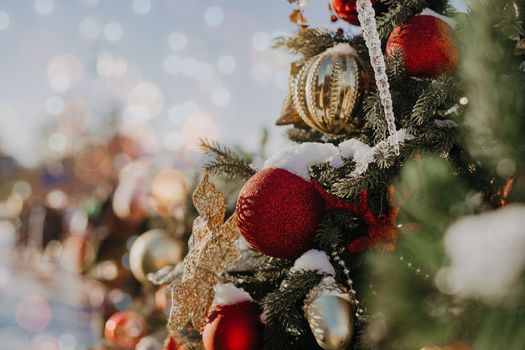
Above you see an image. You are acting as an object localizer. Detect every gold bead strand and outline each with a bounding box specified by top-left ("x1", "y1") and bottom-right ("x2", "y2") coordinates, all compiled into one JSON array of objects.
[{"x1": 330, "y1": 245, "x2": 367, "y2": 320}]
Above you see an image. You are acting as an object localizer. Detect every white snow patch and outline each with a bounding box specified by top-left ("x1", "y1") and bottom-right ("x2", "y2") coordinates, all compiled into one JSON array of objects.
[
  {"x1": 342, "y1": 129, "x2": 412, "y2": 177},
  {"x1": 263, "y1": 142, "x2": 340, "y2": 181},
  {"x1": 291, "y1": 249, "x2": 335, "y2": 276},
  {"x1": 440, "y1": 205, "x2": 525, "y2": 302},
  {"x1": 262, "y1": 129, "x2": 412, "y2": 180},
  {"x1": 420, "y1": 8, "x2": 456, "y2": 28},
  {"x1": 324, "y1": 43, "x2": 358, "y2": 57},
  {"x1": 212, "y1": 283, "x2": 252, "y2": 307},
  {"x1": 339, "y1": 139, "x2": 376, "y2": 176}
]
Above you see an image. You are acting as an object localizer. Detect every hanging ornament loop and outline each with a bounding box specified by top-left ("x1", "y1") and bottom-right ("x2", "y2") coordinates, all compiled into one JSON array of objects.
[{"x1": 356, "y1": 0, "x2": 400, "y2": 155}]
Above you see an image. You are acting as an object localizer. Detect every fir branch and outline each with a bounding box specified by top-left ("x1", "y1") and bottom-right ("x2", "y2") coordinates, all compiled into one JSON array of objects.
[
  {"x1": 273, "y1": 28, "x2": 349, "y2": 59},
  {"x1": 409, "y1": 76, "x2": 452, "y2": 126},
  {"x1": 385, "y1": 49, "x2": 407, "y2": 87},
  {"x1": 262, "y1": 270, "x2": 326, "y2": 350},
  {"x1": 362, "y1": 93, "x2": 389, "y2": 143},
  {"x1": 199, "y1": 139, "x2": 256, "y2": 179},
  {"x1": 315, "y1": 210, "x2": 361, "y2": 253},
  {"x1": 223, "y1": 256, "x2": 292, "y2": 302},
  {"x1": 376, "y1": 0, "x2": 428, "y2": 41}
]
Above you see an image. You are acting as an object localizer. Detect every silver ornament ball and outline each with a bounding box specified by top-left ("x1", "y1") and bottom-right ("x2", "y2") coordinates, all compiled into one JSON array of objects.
[{"x1": 304, "y1": 277, "x2": 355, "y2": 350}]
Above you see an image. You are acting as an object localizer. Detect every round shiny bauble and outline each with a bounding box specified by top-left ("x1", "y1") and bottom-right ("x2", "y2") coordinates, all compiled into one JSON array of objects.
[
  {"x1": 104, "y1": 311, "x2": 147, "y2": 350},
  {"x1": 331, "y1": 0, "x2": 387, "y2": 26},
  {"x1": 236, "y1": 168, "x2": 324, "y2": 259},
  {"x1": 292, "y1": 45, "x2": 363, "y2": 134},
  {"x1": 304, "y1": 281, "x2": 354, "y2": 350},
  {"x1": 386, "y1": 15, "x2": 458, "y2": 78},
  {"x1": 129, "y1": 229, "x2": 184, "y2": 284},
  {"x1": 203, "y1": 301, "x2": 264, "y2": 350}
]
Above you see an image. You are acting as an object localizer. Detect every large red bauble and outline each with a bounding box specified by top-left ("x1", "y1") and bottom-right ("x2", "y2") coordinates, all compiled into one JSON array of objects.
[
  {"x1": 236, "y1": 168, "x2": 324, "y2": 259},
  {"x1": 386, "y1": 15, "x2": 458, "y2": 78},
  {"x1": 331, "y1": 0, "x2": 386, "y2": 26},
  {"x1": 203, "y1": 302, "x2": 264, "y2": 350},
  {"x1": 104, "y1": 311, "x2": 147, "y2": 350}
]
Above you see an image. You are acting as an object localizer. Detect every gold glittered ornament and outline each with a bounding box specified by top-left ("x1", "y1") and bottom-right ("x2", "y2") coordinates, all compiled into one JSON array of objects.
[
  {"x1": 129, "y1": 229, "x2": 185, "y2": 284},
  {"x1": 168, "y1": 174, "x2": 240, "y2": 332},
  {"x1": 304, "y1": 277, "x2": 355, "y2": 350},
  {"x1": 279, "y1": 44, "x2": 364, "y2": 134}
]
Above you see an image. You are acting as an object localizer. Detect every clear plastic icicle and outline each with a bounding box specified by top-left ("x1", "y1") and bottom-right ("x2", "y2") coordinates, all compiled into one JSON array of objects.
[{"x1": 356, "y1": 0, "x2": 400, "y2": 155}]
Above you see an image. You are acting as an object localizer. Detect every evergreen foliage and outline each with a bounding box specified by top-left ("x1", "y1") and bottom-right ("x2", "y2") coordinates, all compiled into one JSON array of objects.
[{"x1": 184, "y1": 0, "x2": 525, "y2": 348}]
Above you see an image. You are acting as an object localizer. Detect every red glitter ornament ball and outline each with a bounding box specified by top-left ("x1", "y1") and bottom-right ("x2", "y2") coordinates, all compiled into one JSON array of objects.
[
  {"x1": 386, "y1": 15, "x2": 458, "y2": 78},
  {"x1": 203, "y1": 302, "x2": 264, "y2": 350},
  {"x1": 331, "y1": 0, "x2": 386, "y2": 26},
  {"x1": 236, "y1": 168, "x2": 324, "y2": 259},
  {"x1": 104, "y1": 311, "x2": 147, "y2": 350}
]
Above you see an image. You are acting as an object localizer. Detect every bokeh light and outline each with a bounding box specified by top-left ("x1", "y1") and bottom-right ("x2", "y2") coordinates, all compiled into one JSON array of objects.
[
  {"x1": 45, "y1": 96, "x2": 65, "y2": 115},
  {"x1": 163, "y1": 55, "x2": 181, "y2": 75},
  {"x1": 104, "y1": 22, "x2": 123, "y2": 42},
  {"x1": 217, "y1": 55, "x2": 237, "y2": 75},
  {"x1": 168, "y1": 32, "x2": 187, "y2": 51},
  {"x1": 133, "y1": 0, "x2": 151, "y2": 15},
  {"x1": 15, "y1": 296, "x2": 53, "y2": 332},
  {"x1": 125, "y1": 81, "x2": 164, "y2": 122},
  {"x1": 34, "y1": 0, "x2": 54, "y2": 16},
  {"x1": 204, "y1": 6, "x2": 224, "y2": 26},
  {"x1": 12, "y1": 181, "x2": 32, "y2": 199},
  {"x1": 0, "y1": 11, "x2": 10, "y2": 31},
  {"x1": 46, "y1": 190, "x2": 68, "y2": 209},
  {"x1": 47, "y1": 54, "x2": 85, "y2": 92},
  {"x1": 58, "y1": 333, "x2": 77, "y2": 350}
]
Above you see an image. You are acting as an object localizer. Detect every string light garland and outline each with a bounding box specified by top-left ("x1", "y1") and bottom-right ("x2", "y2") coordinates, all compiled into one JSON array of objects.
[{"x1": 356, "y1": 0, "x2": 400, "y2": 155}]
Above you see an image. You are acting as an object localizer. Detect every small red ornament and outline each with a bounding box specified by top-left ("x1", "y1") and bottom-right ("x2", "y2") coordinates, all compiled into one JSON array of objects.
[
  {"x1": 104, "y1": 311, "x2": 147, "y2": 350},
  {"x1": 203, "y1": 301, "x2": 264, "y2": 350},
  {"x1": 236, "y1": 168, "x2": 324, "y2": 259},
  {"x1": 331, "y1": 0, "x2": 387, "y2": 26},
  {"x1": 386, "y1": 15, "x2": 458, "y2": 78}
]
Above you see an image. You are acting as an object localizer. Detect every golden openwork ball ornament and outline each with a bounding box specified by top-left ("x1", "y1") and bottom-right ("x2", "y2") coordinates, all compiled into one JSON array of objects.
[{"x1": 278, "y1": 45, "x2": 364, "y2": 134}]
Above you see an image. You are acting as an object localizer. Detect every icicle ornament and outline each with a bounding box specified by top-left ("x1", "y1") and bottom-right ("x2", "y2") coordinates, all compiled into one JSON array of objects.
[{"x1": 356, "y1": 0, "x2": 400, "y2": 155}]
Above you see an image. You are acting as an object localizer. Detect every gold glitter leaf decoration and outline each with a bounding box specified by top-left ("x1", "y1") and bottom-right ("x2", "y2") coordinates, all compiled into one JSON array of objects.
[{"x1": 168, "y1": 174, "x2": 240, "y2": 332}]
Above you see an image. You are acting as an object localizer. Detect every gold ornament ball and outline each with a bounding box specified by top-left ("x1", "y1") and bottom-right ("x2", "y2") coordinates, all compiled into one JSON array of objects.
[
  {"x1": 304, "y1": 279, "x2": 354, "y2": 350},
  {"x1": 292, "y1": 45, "x2": 363, "y2": 134},
  {"x1": 129, "y1": 229, "x2": 184, "y2": 284}
]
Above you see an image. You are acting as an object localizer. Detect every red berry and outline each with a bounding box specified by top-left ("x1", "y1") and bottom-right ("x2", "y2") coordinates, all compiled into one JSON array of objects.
[{"x1": 331, "y1": 0, "x2": 386, "y2": 26}]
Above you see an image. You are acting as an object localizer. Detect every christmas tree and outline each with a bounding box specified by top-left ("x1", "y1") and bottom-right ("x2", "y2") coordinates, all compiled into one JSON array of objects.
[{"x1": 155, "y1": 1, "x2": 525, "y2": 349}]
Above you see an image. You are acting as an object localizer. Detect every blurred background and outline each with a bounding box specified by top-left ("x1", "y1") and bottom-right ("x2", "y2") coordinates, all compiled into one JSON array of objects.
[{"x1": 0, "y1": 1, "x2": 466, "y2": 349}]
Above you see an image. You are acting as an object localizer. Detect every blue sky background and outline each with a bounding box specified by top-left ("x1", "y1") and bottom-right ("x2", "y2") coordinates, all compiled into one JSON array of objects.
[{"x1": 0, "y1": 0, "x2": 466, "y2": 167}]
